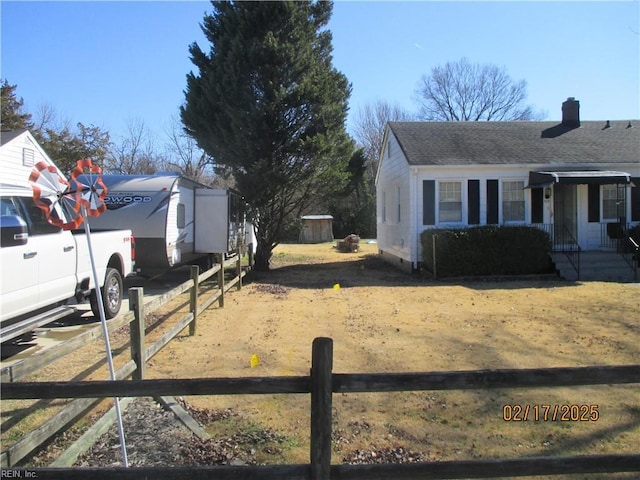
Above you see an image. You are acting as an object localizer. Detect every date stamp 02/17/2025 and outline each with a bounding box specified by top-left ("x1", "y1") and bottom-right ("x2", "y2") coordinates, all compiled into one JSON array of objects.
[{"x1": 502, "y1": 404, "x2": 600, "y2": 422}]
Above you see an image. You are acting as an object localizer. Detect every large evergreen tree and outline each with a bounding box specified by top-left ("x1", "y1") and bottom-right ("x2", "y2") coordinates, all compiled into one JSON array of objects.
[
  {"x1": 181, "y1": 1, "x2": 353, "y2": 270},
  {"x1": 327, "y1": 149, "x2": 376, "y2": 238}
]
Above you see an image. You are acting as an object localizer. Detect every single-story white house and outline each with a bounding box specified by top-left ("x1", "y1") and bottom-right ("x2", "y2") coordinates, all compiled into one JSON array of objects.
[
  {"x1": 375, "y1": 98, "x2": 640, "y2": 271},
  {"x1": 0, "y1": 129, "x2": 62, "y2": 187}
]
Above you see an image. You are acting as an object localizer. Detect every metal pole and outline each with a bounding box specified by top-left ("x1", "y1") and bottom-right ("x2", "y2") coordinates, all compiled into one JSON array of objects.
[{"x1": 82, "y1": 207, "x2": 128, "y2": 467}]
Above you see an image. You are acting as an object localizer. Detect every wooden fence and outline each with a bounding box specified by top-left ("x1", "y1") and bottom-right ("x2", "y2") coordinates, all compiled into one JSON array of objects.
[
  {"x1": 0, "y1": 254, "x2": 246, "y2": 467},
  {"x1": 2, "y1": 337, "x2": 639, "y2": 479}
]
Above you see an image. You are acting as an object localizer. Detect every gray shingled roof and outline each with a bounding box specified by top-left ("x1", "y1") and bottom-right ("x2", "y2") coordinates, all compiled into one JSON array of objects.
[
  {"x1": 388, "y1": 121, "x2": 640, "y2": 166},
  {"x1": 0, "y1": 129, "x2": 28, "y2": 146}
]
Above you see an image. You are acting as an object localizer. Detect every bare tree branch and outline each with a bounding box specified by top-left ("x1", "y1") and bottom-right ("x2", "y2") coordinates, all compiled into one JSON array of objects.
[
  {"x1": 107, "y1": 118, "x2": 159, "y2": 174},
  {"x1": 161, "y1": 116, "x2": 218, "y2": 185},
  {"x1": 415, "y1": 58, "x2": 545, "y2": 122},
  {"x1": 352, "y1": 99, "x2": 414, "y2": 178}
]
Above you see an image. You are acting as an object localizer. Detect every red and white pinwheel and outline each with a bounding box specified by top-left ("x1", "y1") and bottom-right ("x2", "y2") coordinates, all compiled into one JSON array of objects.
[
  {"x1": 29, "y1": 158, "x2": 109, "y2": 228},
  {"x1": 29, "y1": 161, "x2": 84, "y2": 230},
  {"x1": 71, "y1": 158, "x2": 108, "y2": 218},
  {"x1": 29, "y1": 158, "x2": 128, "y2": 466}
]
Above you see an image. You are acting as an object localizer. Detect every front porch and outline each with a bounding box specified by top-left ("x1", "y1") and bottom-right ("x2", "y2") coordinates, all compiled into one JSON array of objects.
[
  {"x1": 526, "y1": 169, "x2": 638, "y2": 281},
  {"x1": 533, "y1": 222, "x2": 639, "y2": 282},
  {"x1": 552, "y1": 251, "x2": 637, "y2": 282}
]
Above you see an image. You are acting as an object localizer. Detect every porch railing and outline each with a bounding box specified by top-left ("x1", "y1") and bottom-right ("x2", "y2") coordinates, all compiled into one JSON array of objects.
[
  {"x1": 600, "y1": 222, "x2": 639, "y2": 281},
  {"x1": 532, "y1": 223, "x2": 580, "y2": 279},
  {"x1": 600, "y1": 221, "x2": 627, "y2": 249}
]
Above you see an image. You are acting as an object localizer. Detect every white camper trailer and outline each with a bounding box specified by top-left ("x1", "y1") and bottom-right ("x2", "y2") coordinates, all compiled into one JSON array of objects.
[
  {"x1": 86, "y1": 174, "x2": 245, "y2": 276},
  {"x1": 194, "y1": 188, "x2": 246, "y2": 255}
]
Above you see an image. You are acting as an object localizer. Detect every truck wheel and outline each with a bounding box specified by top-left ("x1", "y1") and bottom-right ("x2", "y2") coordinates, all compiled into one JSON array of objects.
[{"x1": 90, "y1": 268, "x2": 123, "y2": 319}]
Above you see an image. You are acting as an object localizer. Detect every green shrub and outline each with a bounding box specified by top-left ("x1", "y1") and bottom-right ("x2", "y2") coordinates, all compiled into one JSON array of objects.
[{"x1": 421, "y1": 226, "x2": 553, "y2": 277}]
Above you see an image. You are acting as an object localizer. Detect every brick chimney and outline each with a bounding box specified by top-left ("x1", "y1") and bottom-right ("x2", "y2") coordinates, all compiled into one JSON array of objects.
[{"x1": 561, "y1": 97, "x2": 580, "y2": 127}]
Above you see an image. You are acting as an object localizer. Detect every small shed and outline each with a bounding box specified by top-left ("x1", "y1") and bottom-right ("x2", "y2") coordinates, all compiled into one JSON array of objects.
[{"x1": 299, "y1": 215, "x2": 334, "y2": 243}]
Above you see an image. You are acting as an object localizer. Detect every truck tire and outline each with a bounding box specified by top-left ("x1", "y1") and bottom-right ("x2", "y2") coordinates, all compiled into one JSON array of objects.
[{"x1": 90, "y1": 268, "x2": 123, "y2": 319}]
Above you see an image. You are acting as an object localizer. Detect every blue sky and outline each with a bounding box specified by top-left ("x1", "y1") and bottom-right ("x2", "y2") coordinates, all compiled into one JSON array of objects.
[{"x1": 2, "y1": 1, "x2": 639, "y2": 143}]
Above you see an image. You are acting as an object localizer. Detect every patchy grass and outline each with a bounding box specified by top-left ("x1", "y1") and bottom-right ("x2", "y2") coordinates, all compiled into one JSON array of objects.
[{"x1": 4, "y1": 242, "x2": 639, "y2": 476}]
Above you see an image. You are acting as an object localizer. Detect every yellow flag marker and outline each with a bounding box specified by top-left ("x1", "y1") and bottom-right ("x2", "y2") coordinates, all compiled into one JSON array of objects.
[
  {"x1": 250, "y1": 353, "x2": 260, "y2": 368},
  {"x1": 333, "y1": 283, "x2": 340, "y2": 290}
]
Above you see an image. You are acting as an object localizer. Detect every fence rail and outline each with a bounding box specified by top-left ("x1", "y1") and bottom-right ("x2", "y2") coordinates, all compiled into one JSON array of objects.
[
  {"x1": 2, "y1": 338, "x2": 639, "y2": 479},
  {"x1": 0, "y1": 256, "x2": 239, "y2": 383},
  {"x1": 5, "y1": 365, "x2": 640, "y2": 399},
  {"x1": 0, "y1": 254, "x2": 246, "y2": 467}
]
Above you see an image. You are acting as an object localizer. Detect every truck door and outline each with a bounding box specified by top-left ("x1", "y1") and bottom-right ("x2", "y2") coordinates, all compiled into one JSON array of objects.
[
  {"x1": 17, "y1": 197, "x2": 77, "y2": 312},
  {"x1": 1, "y1": 197, "x2": 40, "y2": 320}
]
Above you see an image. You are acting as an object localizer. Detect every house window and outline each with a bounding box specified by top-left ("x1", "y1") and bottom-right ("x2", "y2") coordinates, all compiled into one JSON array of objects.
[
  {"x1": 439, "y1": 181, "x2": 462, "y2": 222},
  {"x1": 387, "y1": 140, "x2": 392, "y2": 158},
  {"x1": 397, "y1": 186, "x2": 401, "y2": 223},
  {"x1": 602, "y1": 185, "x2": 625, "y2": 220},
  {"x1": 502, "y1": 181, "x2": 525, "y2": 222}
]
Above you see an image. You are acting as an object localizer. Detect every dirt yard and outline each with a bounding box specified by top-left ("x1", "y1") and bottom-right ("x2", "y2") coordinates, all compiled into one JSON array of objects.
[
  {"x1": 7, "y1": 241, "x2": 640, "y2": 475},
  {"x1": 148, "y1": 242, "x2": 640, "y2": 467}
]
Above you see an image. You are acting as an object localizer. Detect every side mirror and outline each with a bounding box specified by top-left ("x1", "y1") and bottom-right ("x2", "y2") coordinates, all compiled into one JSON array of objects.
[{"x1": 1, "y1": 215, "x2": 28, "y2": 247}]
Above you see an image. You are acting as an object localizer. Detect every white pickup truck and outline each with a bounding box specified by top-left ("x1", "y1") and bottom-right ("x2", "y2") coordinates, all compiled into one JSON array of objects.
[{"x1": 0, "y1": 185, "x2": 135, "y2": 324}]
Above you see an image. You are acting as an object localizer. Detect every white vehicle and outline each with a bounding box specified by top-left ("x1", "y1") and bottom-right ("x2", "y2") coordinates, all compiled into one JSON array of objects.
[
  {"x1": 83, "y1": 174, "x2": 246, "y2": 276},
  {"x1": 0, "y1": 130, "x2": 135, "y2": 325}
]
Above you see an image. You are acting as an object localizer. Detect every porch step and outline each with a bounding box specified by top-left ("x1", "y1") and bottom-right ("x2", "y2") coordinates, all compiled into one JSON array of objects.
[{"x1": 552, "y1": 251, "x2": 638, "y2": 282}]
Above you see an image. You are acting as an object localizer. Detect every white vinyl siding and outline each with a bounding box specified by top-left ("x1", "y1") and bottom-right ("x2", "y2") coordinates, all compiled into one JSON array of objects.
[
  {"x1": 382, "y1": 191, "x2": 386, "y2": 223},
  {"x1": 376, "y1": 130, "x2": 413, "y2": 265}
]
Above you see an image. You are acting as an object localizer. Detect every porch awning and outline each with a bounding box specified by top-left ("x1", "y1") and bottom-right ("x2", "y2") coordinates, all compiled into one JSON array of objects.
[{"x1": 525, "y1": 170, "x2": 632, "y2": 188}]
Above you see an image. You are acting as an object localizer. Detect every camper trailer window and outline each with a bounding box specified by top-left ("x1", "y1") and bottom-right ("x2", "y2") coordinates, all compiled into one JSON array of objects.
[{"x1": 177, "y1": 203, "x2": 186, "y2": 229}]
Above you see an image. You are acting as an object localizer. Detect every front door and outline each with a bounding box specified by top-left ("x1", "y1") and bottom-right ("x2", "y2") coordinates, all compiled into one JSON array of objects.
[{"x1": 553, "y1": 184, "x2": 578, "y2": 248}]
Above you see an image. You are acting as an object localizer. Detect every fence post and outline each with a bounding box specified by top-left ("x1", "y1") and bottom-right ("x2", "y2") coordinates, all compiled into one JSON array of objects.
[
  {"x1": 217, "y1": 253, "x2": 225, "y2": 308},
  {"x1": 189, "y1": 265, "x2": 199, "y2": 336},
  {"x1": 310, "y1": 337, "x2": 333, "y2": 480},
  {"x1": 236, "y1": 247, "x2": 242, "y2": 291},
  {"x1": 128, "y1": 287, "x2": 146, "y2": 381},
  {"x1": 432, "y1": 234, "x2": 438, "y2": 280}
]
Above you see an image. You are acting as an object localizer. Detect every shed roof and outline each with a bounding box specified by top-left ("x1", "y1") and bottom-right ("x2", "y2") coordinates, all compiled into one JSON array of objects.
[{"x1": 388, "y1": 121, "x2": 640, "y2": 166}]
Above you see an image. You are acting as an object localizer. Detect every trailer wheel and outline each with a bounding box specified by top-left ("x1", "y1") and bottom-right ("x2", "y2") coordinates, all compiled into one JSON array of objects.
[{"x1": 90, "y1": 268, "x2": 123, "y2": 319}]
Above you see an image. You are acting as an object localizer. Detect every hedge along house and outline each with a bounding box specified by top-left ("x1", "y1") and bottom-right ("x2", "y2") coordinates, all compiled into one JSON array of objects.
[{"x1": 375, "y1": 98, "x2": 640, "y2": 273}]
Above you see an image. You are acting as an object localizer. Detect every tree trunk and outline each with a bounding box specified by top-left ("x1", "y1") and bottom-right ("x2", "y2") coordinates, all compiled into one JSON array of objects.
[{"x1": 254, "y1": 242, "x2": 273, "y2": 271}]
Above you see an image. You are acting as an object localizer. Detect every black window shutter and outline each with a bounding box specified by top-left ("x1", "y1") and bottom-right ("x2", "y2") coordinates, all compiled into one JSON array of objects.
[
  {"x1": 588, "y1": 184, "x2": 600, "y2": 223},
  {"x1": 631, "y1": 179, "x2": 640, "y2": 222},
  {"x1": 531, "y1": 188, "x2": 543, "y2": 223},
  {"x1": 423, "y1": 180, "x2": 435, "y2": 225},
  {"x1": 487, "y1": 180, "x2": 498, "y2": 224},
  {"x1": 468, "y1": 180, "x2": 480, "y2": 224}
]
